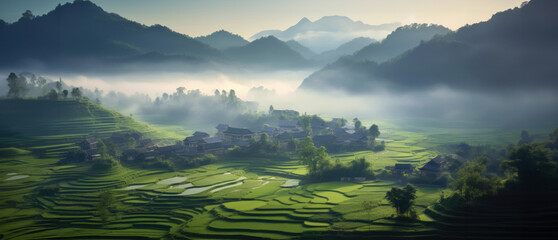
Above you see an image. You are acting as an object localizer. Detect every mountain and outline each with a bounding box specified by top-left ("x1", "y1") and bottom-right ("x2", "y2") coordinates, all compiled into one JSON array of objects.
[
  {"x1": 195, "y1": 30, "x2": 249, "y2": 50},
  {"x1": 353, "y1": 24, "x2": 451, "y2": 63},
  {"x1": 224, "y1": 36, "x2": 309, "y2": 69},
  {"x1": 0, "y1": 0, "x2": 222, "y2": 71},
  {"x1": 313, "y1": 37, "x2": 376, "y2": 65},
  {"x1": 285, "y1": 40, "x2": 317, "y2": 59},
  {"x1": 251, "y1": 16, "x2": 400, "y2": 53},
  {"x1": 299, "y1": 0, "x2": 558, "y2": 93}
]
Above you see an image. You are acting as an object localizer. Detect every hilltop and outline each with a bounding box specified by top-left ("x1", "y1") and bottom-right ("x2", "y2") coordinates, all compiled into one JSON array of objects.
[
  {"x1": 224, "y1": 36, "x2": 310, "y2": 69},
  {"x1": 195, "y1": 30, "x2": 250, "y2": 50}
]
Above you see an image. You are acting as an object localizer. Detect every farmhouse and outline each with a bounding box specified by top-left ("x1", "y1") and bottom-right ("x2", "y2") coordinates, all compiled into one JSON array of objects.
[
  {"x1": 313, "y1": 134, "x2": 338, "y2": 148},
  {"x1": 79, "y1": 135, "x2": 97, "y2": 150},
  {"x1": 420, "y1": 156, "x2": 446, "y2": 178},
  {"x1": 215, "y1": 123, "x2": 229, "y2": 138},
  {"x1": 223, "y1": 127, "x2": 256, "y2": 143},
  {"x1": 276, "y1": 131, "x2": 308, "y2": 142},
  {"x1": 278, "y1": 120, "x2": 300, "y2": 132},
  {"x1": 110, "y1": 131, "x2": 142, "y2": 144},
  {"x1": 386, "y1": 164, "x2": 415, "y2": 174}
]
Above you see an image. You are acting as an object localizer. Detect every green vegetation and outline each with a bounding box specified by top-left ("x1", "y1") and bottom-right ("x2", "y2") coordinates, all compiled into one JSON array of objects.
[
  {"x1": 2, "y1": 98, "x2": 556, "y2": 239},
  {"x1": 385, "y1": 184, "x2": 418, "y2": 218}
]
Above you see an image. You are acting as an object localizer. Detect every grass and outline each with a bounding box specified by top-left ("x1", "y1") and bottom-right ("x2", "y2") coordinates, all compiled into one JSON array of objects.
[{"x1": 1, "y1": 98, "x2": 532, "y2": 239}]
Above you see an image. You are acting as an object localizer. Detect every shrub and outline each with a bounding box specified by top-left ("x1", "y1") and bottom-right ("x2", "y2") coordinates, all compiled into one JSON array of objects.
[{"x1": 92, "y1": 155, "x2": 119, "y2": 170}]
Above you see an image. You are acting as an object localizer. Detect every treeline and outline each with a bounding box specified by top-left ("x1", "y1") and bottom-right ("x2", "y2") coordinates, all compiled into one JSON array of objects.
[
  {"x1": 298, "y1": 136, "x2": 375, "y2": 183},
  {"x1": 442, "y1": 127, "x2": 558, "y2": 203}
]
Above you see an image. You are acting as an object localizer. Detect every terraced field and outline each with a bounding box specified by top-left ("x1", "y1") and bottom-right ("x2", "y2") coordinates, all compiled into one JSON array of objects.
[{"x1": 0, "y1": 99, "x2": 450, "y2": 239}]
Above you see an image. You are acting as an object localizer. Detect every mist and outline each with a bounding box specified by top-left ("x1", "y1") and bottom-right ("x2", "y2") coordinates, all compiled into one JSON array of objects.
[{"x1": 3, "y1": 70, "x2": 555, "y2": 131}]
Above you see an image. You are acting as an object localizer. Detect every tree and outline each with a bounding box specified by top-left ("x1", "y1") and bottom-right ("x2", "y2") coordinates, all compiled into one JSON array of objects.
[
  {"x1": 501, "y1": 144, "x2": 556, "y2": 185},
  {"x1": 6, "y1": 72, "x2": 28, "y2": 98},
  {"x1": 176, "y1": 87, "x2": 186, "y2": 95},
  {"x1": 45, "y1": 89, "x2": 58, "y2": 100},
  {"x1": 62, "y1": 89, "x2": 69, "y2": 98},
  {"x1": 298, "y1": 136, "x2": 328, "y2": 174},
  {"x1": 97, "y1": 191, "x2": 117, "y2": 223},
  {"x1": 385, "y1": 184, "x2": 417, "y2": 218},
  {"x1": 259, "y1": 133, "x2": 269, "y2": 144},
  {"x1": 369, "y1": 124, "x2": 380, "y2": 139},
  {"x1": 518, "y1": 130, "x2": 533, "y2": 145},
  {"x1": 56, "y1": 78, "x2": 63, "y2": 93},
  {"x1": 71, "y1": 88, "x2": 82, "y2": 98},
  {"x1": 20, "y1": 10, "x2": 34, "y2": 21},
  {"x1": 96, "y1": 139, "x2": 107, "y2": 156},
  {"x1": 452, "y1": 157, "x2": 501, "y2": 201},
  {"x1": 287, "y1": 137, "x2": 299, "y2": 152},
  {"x1": 214, "y1": 89, "x2": 220, "y2": 96},
  {"x1": 269, "y1": 105, "x2": 274, "y2": 114},
  {"x1": 299, "y1": 116, "x2": 312, "y2": 135},
  {"x1": 127, "y1": 137, "x2": 137, "y2": 149},
  {"x1": 353, "y1": 118, "x2": 362, "y2": 130}
]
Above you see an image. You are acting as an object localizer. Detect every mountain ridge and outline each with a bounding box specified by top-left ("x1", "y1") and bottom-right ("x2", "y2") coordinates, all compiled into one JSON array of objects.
[{"x1": 299, "y1": 0, "x2": 558, "y2": 93}]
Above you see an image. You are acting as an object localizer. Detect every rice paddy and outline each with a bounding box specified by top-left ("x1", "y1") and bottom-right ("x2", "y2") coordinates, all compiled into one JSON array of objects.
[{"x1": 1, "y1": 99, "x2": 531, "y2": 239}]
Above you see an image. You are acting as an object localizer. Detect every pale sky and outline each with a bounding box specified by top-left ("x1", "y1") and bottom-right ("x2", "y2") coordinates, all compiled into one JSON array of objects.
[{"x1": 0, "y1": 0, "x2": 525, "y2": 39}]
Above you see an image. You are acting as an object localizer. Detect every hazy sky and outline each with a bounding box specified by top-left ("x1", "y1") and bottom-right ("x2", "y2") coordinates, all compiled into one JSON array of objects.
[{"x1": 0, "y1": 0, "x2": 525, "y2": 38}]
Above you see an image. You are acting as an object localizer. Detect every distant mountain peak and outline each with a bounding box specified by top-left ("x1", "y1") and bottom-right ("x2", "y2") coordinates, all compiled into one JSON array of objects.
[
  {"x1": 251, "y1": 16, "x2": 400, "y2": 53},
  {"x1": 297, "y1": 17, "x2": 311, "y2": 24}
]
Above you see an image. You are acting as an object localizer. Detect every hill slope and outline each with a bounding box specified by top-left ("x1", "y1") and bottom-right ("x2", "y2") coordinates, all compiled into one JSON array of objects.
[
  {"x1": 313, "y1": 37, "x2": 376, "y2": 65},
  {"x1": 300, "y1": 0, "x2": 558, "y2": 93},
  {"x1": 0, "y1": 99, "x2": 182, "y2": 156},
  {"x1": 0, "y1": 0, "x2": 221, "y2": 71},
  {"x1": 353, "y1": 23, "x2": 451, "y2": 63}
]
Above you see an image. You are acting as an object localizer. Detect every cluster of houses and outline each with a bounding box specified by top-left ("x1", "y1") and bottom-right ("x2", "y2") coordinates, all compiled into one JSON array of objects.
[
  {"x1": 77, "y1": 109, "x2": 373, "y2": 163},
  {"x1": 79, "y1": 131, "x2": 153, "y2": 161}
]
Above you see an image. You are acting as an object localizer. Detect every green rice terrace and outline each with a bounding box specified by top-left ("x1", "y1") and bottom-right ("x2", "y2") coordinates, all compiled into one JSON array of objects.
[{"x1": 1, "y1": 99, "x2": 553, "y2": 240}]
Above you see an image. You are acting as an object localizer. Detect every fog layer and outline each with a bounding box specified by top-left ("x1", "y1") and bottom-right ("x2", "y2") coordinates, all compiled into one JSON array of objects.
[{"x1": 3, "y1": 71, "x2": 555, "y2": 130}]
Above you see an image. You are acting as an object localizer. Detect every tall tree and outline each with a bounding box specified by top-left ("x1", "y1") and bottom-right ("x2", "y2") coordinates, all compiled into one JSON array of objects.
[
  {"x1": 353, "y1": 118, "x2": 362, "y2": 130},
  {"x1": 56, "y1": 78, "x2": 63, "y2": 93},
  {"x1": 452, "y1": 157, "x2": 501, "y2": 201},
  {"x1": 369, "y1": 124, "x2": 380, "y2": 139},
  {"x1": 176, "y1": 87, "x2": 186, "y2": 96},
  {"x1": 385, "y1": 184, "x2": 417, "y2": 218},
  {"x1": 71, "y1": 88, "x2": 82, "y2": 98},
  {"x1": 501, "y1": 144, "x2": 556, "y2": 185},
  {"x1": 6, "y1": 72, "x2": 28, "y2": 98},
  {"x1": 298, "y1": 136, "x2": 328, "y2": 174}
]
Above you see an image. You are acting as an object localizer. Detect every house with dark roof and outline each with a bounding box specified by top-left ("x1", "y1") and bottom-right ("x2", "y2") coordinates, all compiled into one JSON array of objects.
[
  {"x1": 223, "y1": 127, "x2": 256, "y2": 143},
  {"x1": 276, "y1": 131, "x2": 308, "y2": 142},
  {"x1": 311, "y1": 118, "x2": 327, "y2": 134},
  {"x1": 394, "y1": 164, "x2": 415, "y2": 174},
  {"x1": 261, "y1": 125, "x2": 278, "y2": 137},
  {"x1": 278, "y1": 120, "x2": 300, "y2": 133},
  {"x1": 420, "y1": 156, "x2": 446, "y2": 178},
  {"x1": 79, "y1": 135, "x2": 97, "y2": 150},
  {"x1": 313, "y1": 135, "x2": 338, "y2": 148}
]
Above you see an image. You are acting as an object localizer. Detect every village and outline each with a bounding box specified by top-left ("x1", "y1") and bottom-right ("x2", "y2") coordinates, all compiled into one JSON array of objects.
[{"x1": 73, "y1": 107, "x2": 451, "y2": 184}]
